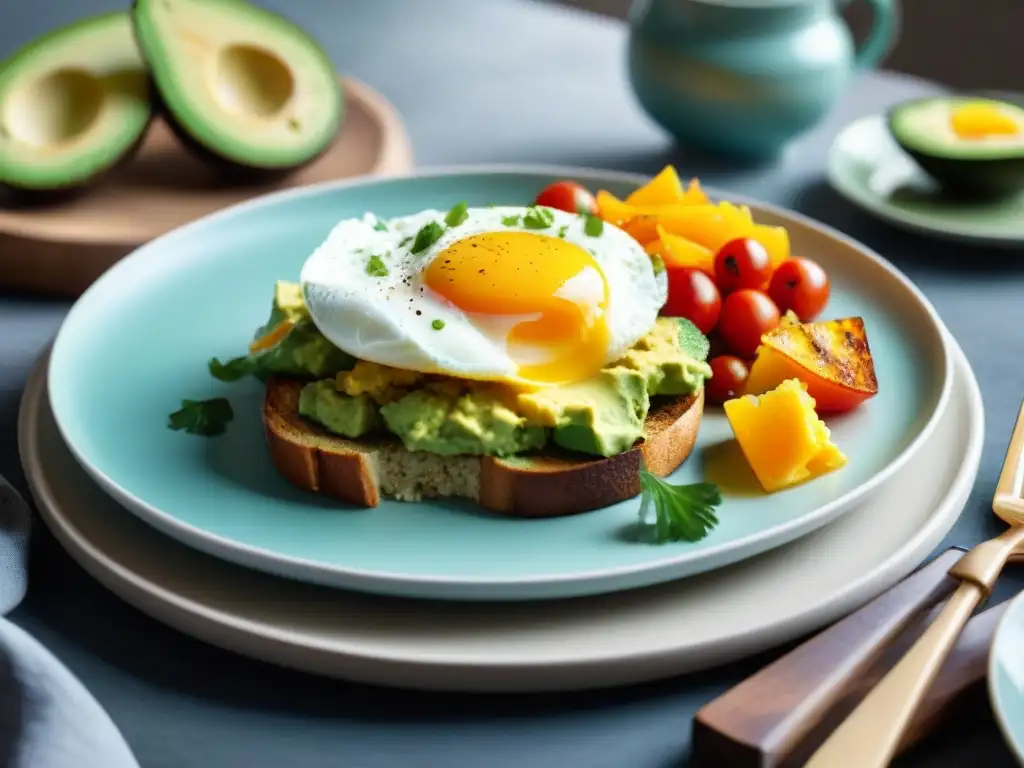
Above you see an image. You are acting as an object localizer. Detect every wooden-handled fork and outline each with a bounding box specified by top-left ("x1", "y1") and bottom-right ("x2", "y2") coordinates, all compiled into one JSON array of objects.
[{"x1": 802, "y1": 397, "x2": 1024, "y2": 768}]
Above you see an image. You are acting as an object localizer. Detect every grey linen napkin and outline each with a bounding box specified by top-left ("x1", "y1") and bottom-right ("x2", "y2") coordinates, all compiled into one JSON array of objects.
[{"x1": 0, "y1": 475, "x2": 139, "y2": 768}]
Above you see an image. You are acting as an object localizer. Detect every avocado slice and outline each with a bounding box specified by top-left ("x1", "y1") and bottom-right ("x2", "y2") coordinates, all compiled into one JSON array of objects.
[
  {"x1": 132, "y1": 0, "x2": 345, "y2": 177},
  {"x1": 888, "y1": 97, "x2": 1024, "y2": 198},
  {"x1": 0, "y1": 13, "x2": 152, "y2": 194}
]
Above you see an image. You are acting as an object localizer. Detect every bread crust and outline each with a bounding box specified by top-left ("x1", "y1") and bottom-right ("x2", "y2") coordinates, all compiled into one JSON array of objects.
[{"x1": 262, "y1": 377, "x2": 704, "y2": 518}]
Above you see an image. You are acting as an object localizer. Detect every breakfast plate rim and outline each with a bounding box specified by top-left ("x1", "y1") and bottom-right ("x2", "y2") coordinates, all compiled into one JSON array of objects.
[
  {"x1": 45, "y1": 164, "x2": 954, "y2": 600},
  {"x1": 826, "y1": 114, "x2": 1024, "y2": 248},
  {"x1": 21, "y1": 334, "x2": 981, "y2": 689}
]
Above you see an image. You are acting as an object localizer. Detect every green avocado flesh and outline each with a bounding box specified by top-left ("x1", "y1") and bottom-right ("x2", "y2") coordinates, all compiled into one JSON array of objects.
[
  {"x1": 888, "y1": 98, "x2": 1024, "y2": 196},
  {"x1": 132, "y1": 0, "x2": 344, "y2": 172},
  {"x1": 248, "y1": 282, "x2": 712, "y2": 459},
  {"x1": 0, "y1": 13, "x2": 152, "y2": 191}
]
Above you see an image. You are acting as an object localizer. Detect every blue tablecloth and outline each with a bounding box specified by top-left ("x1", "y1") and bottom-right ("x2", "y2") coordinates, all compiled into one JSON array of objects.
[{"x1": 1, "y1": 1, "x2": 1022, "y2": 766}]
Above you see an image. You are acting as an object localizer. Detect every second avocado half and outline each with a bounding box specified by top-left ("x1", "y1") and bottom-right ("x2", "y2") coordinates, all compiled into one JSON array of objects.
[{"x1": 132, "y1": 0, "x2": 345, "y2": 176}]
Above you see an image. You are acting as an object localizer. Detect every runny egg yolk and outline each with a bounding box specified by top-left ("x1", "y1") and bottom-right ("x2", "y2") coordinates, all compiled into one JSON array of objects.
[
  {"x1": 424, "y1": 231, "x2": 609, "y2": 385},
  {"x1": 950, "y1": 103, "x2": 1020, "y2": 139}
]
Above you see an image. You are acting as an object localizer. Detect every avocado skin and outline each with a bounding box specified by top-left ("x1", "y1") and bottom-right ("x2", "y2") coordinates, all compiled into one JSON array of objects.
[
  {"x1": 159, "y1": 98, "x2": 340, "y2": 183},
  {"x1": 0, "y1": 117, "x2": 153, "y2": 202},
  {"x1": 887, "y1": 106, "x2": 1024, "y2": 198},
  {"x1": 130, "y1": 0, "x2": 345, "y2": 181}
]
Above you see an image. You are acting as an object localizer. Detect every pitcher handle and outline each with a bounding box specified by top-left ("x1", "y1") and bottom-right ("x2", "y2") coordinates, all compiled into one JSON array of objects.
[{"x1": 843, "y1": 0, "x2": 898, "y2": 70}]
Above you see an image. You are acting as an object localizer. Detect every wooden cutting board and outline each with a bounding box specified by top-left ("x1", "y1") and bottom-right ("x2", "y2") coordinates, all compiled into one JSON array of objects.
[{"x1": 0, "y1": 76, "x2": 413, "y2": 297}]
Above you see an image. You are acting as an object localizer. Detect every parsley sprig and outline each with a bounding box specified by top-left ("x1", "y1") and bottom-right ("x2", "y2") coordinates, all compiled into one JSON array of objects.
[
  {"x1": 638, "y1": 468, "x2": 721, "y2": 543},
  {"x1": 168, "y1": 398, "x2": 234, "y2": 437},
  {"x1": 208, "y1": 355, "x2": 255, "y2": 382}
]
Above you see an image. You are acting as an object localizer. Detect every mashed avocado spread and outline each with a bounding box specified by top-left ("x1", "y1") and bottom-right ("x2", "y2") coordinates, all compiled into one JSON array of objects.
[
  {"x1": 298, "y1": 380, "x2": 379, "y2": 438},
  {"x1": 248, "y1": 281, "x2": 355, "y2": 379},
  {"x1": 259, "y1": 282, "x2": 711, "y2": 458}
]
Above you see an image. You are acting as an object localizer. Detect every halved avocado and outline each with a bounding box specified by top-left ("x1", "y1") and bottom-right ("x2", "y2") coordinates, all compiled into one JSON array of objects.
[
  {"x1": 132, "y1": 0, "x2": 345, "y2": 177},
  {"x1": 888, "y1": 97, "x2": 1024, "y2": 198},
  {"x1": 0, "y1": 13, "x2": 153, "y2": 194}
]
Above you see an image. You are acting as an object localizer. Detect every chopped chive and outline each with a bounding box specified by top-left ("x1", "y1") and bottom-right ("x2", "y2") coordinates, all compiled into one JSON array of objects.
[
  {"x1": 445, "y1": 201, "x2": 469, "y2": 227},
  {"x1": 431, "y1": 319, "x2": 445, "y2": 331},
  {"x1": 523, "y1": 206, "x2": 555, "y2": 230},
  {"x1": 411, "y1": 221, "x2": 444, "y2": 253},
  {"x1": 366, "y1": 254, "x2": 389, "y2": 277},
  {"x1": 584, "y1": 214, "x2": 604, "y2": 237}
]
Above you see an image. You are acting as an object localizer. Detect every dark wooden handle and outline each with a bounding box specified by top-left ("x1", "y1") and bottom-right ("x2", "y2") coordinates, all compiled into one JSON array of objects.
[{"x1": 692, "y1": 548, "x2": 997, "y2": 767}]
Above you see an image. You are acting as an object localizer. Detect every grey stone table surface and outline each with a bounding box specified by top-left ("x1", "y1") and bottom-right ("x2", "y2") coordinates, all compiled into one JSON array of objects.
[{"x1": 2, "y1": 1, "x2": 1023, "y2": 766}]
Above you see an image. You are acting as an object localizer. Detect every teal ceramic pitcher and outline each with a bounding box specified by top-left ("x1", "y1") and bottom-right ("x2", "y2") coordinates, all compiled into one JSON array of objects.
[{"x1": 627, "y1": 0, "x2": 897, "y2": 160}]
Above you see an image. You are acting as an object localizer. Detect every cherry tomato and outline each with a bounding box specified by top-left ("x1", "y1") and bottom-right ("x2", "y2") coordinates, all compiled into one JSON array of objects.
[
  {"x1": 534, "y1": 181, "x2": 598, "y2": 216},
  {"x1": 663, "y1": 267, "x2": 721, "y2": 334},
  {"x1": 706, "y1": 355, "x2": 750, "y2": 405},
  {"x1": 717, "y1": 290, "x2": 781, "y2": 359},
  {"x1": 769, "y1": 257, "x2": 830, "y2": 321},
  {"x1": 714, "y1": 238, "x2": 773, "y2": 294}
]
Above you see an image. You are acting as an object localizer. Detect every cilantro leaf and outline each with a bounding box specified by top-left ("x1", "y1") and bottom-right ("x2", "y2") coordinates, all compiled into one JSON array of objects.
[
  {"x1": 637, "y1": 470, "x2": 721, "y2": 543},
  {"x1": 445, "y1": 201, "x2": 469, "y2": 227},
  {"x1": 501, "y1": 214, "x2": 521, "y2": 227},
  {"x1": 366, "y1": 254, "x2": 389, "y2": 277},
  {"x1": 373, "y1": 218, "x2": 388, "y2": 231},
  {"x1": 411, "y1": 221, "x2": 444, "y2": 253},
  {"x1": 522, "y1": 206, "x2": 555, "y2": 230},
  {"x1": 584, "y1": 214, "x2": 604, "y2": 237},
  {"x1": 168, "y1": 398, "x2": 234, "y2": 437},
  {"x1": 208, "y1": 355, "x2": 255, "y2": 382}
]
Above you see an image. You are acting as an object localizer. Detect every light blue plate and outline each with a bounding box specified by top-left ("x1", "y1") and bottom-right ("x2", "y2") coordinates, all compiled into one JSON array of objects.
[
  {"x1": 990, "y1": 591, "x2": 1024, "y2": 764},
  {"x1": 46, "y1": 166, "x2": 952, "y2": 601}
]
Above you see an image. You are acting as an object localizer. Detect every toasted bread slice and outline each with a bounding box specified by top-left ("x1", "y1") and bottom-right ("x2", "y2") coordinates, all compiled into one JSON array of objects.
[{"x1": 263, "y1": 378, "x2": 704, "y2": 518}]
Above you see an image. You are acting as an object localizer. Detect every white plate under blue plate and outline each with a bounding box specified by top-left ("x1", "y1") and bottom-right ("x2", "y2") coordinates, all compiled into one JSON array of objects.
[
  {"x1": 990, "y1": 591, "x2": 1024, "y2": 764},
  {"x1": 828, "y1": 114, "x2": 1024, "y2": 247},
  {"x1": 21, "y1": 334, "x2": 982, "y2": 691},
  {"x1": 46, "y1": 166, "x2": 952, "y2": 601}
]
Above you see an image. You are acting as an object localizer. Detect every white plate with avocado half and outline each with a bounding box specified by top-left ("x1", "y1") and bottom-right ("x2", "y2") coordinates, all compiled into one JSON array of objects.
[
  {"x1": 827, "y1": 95, "x2": 1024, "y2": 247},
  {"x1": 43, "y1": 166, "x2": 952, "y2": 601}
]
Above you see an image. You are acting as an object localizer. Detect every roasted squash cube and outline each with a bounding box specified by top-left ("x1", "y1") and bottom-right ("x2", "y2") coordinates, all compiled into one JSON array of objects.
[{"x1": 723, "y1": 379, "x2": 846, "y2": 493}]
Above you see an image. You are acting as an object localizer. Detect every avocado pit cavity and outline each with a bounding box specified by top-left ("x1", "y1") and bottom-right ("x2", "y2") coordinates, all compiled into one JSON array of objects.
[
  {"x1": 4, "y1": 68, "x2": 104, "y2": 147},
  {"x1": 214, "y1": 44, "x2": 294, "y2": 119}
]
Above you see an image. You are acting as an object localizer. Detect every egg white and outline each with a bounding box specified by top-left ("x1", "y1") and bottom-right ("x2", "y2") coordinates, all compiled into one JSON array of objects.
[{"x1": 300, "y1": 206, "x2": 667, "y2": 382}]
